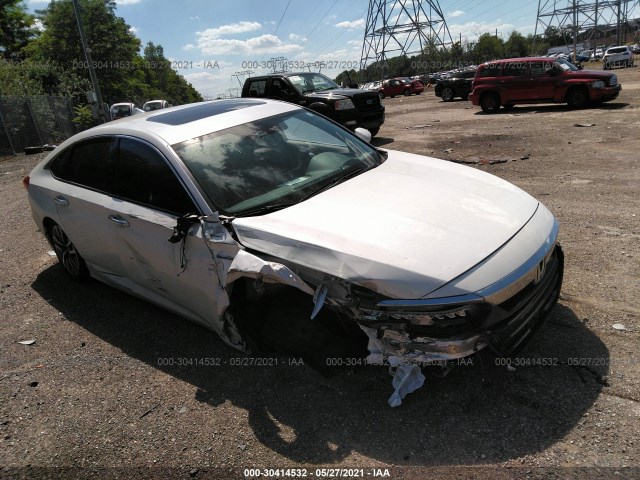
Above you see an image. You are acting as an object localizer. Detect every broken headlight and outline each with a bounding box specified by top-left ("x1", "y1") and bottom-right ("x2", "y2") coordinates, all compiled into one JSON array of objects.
[{"x1": 353, "y1": 289, "x2": 491, "y2": 337}]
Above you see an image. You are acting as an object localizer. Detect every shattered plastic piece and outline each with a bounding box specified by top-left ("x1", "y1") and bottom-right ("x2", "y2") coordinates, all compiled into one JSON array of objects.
[
  {"x1": 388, "y1": 359, "x2": 425, "y2": 408},
  {"x1": 612, "y1": 323, "x2": 626, "y2": 331},
  {"x1": 574, "y1": 123, "x2": 595, "y2": 127},
  {"x1": 18, "y1": 339, "x2": 36, "y2": 345},
  {"x1": 47, "y1": 250, "x2": 56, "y2": 257},
  {"x1": 444, "y1": 148, "x2": 453, "y2": 154},
  {"x1": 311, "y1": 283, "x2": 328, "y2": 320}
]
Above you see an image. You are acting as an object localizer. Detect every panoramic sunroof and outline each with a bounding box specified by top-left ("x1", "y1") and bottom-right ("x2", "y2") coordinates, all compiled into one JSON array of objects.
[{"x1": 147, "y1": 99, "x2": 266, "y2": 125}]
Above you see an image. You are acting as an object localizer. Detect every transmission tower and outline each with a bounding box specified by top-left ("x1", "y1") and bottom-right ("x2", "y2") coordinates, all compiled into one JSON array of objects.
[
  {"x1": 533, "y1": 0, "x2": 640, "y2": 55},
  {"x1": 359, "y1": 0, "x2": 453, "y2": 80}
]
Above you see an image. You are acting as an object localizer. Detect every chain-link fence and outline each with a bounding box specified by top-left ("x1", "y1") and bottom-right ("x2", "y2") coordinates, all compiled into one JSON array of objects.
[{"x1": 0, "y1": 95, "x2": 77, "y2": 156}]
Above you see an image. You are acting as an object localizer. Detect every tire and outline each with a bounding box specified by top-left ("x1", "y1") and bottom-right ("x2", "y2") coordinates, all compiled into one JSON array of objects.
[
  {"x1": 403, "y1": 89, "x2": 411, "y2": 96},
  {"x1": 379, "y1": 92, "x2": 385, "y2": 99},
  {"x1": 480, "y1": 92, "x2": 501, "y2": 113},
  {"x1": 368, "y1": 127, "x2": 380, "y2": 137},
  {"x1": 566, "y1": 87, "x2": 589, "y2": 108},
  {"x1": 441, "y1": 87, "x2": 455, "y2": 102},
  {"x1": 48, "y1": 222, "x2": 89, "y2": 280},
  {"x1": 502, "y1": 104, "x2": 515, "y2": 111}
]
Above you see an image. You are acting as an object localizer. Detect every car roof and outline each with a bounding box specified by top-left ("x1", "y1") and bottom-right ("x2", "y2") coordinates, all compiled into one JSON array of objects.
[
  {"x1": 72, "y1": 99, "x2": 300, "y2": 146},
  {"x1": 482, "y1": 57, "x2": 554, "y2": 65}
]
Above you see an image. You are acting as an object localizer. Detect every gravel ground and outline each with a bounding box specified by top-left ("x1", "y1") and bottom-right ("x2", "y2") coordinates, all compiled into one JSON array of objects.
[{"x1": 1, "y1": 68, "x2": 639, "y2": 480}]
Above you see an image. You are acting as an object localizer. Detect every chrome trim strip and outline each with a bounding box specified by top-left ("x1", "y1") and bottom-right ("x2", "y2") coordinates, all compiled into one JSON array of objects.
[{"x1": 374, "y1": 219, "x2": 559, "y2": 309}]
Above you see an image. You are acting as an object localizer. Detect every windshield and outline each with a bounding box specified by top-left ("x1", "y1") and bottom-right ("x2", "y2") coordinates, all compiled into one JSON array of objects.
[
  {"x1": 556, "y1": 58, "x2": 579, "y2": 71},
  {"x1": 172, "y1": 110, "x2": 381, "y2": 216},
  {"x1": 286, "y1": 73, "x2": 340, "y2": 93}
]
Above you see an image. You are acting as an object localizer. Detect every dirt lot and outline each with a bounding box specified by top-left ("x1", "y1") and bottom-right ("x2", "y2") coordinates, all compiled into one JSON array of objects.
[{"x1": 1, "y1": 68, "x2": 639, "y2": 480}]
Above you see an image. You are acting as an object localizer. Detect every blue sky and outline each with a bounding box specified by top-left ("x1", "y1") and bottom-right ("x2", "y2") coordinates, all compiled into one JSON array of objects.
[{"x1": 26, "y1": 0, "x2": 542, "y2": 99}]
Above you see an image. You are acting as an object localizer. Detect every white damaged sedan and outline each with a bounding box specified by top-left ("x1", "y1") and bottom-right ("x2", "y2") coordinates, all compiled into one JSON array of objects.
[{"x1": 25, "y1": 99, "x2": 563, "y2": 374}]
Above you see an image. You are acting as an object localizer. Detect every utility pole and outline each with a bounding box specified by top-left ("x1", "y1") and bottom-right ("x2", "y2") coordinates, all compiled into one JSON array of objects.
[
  {"x1": 573, "y1": 0, "x2": 578, "y2": 63},
  {"x1": 72, "y1": 0, "x2": 106, "y2": 123}
]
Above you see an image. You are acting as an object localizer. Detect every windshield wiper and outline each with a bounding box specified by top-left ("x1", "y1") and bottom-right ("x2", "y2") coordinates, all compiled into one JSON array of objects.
[
  {"x1": 233, "y1": 202, "x2": 298, "y2": 218},
  {"x1": 301, "y1": 164, "x2": 368, "y2": 201}
]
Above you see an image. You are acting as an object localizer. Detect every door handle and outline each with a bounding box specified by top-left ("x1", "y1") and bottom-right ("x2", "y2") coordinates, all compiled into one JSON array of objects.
[
  {"x1": 108, "y1": 215, "x2": 130, "y2": 227},
  {"x1": 54, "y1": 195, "x2": 69, "y2": 207}
]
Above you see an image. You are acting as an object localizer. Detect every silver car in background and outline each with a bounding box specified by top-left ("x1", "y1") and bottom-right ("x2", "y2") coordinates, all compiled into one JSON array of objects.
[{"x1": 24, "y1": 99, "x2": 564, "y2": 393}]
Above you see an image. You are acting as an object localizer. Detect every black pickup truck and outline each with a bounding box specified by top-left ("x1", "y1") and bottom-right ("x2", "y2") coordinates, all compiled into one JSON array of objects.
[{"x1": 241, "y1": 72, "x2": 385, "y2": 136}]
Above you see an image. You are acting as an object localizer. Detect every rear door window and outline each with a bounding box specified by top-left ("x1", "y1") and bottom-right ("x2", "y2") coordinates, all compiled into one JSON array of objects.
[{"x1": 49, "y1": 137, "x2": 115, "y2": 193}]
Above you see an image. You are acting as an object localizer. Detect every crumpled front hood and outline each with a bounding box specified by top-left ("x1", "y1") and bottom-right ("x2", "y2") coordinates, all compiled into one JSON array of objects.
[{"x1": 232, "y1": 151, "x2": 539, "y2": 299}]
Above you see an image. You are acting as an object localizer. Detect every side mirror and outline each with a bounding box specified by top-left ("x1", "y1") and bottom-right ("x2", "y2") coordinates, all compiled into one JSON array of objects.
[{"x1": 354, "y1": 127, "x2": 372, "y2": 143}]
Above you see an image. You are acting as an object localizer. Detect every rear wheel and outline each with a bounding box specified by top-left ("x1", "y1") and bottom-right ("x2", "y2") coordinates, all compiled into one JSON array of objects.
[
  {"x1": 403, "y1": 89, "x2": 411, "y2": 96},
  {"x1": 480, "y1": 92, "x2": 501, "y2": 113},
  {"x1": 566, "y1": 87, "x2": 589, "y2": 108},
  {"x1": 48, "y1": 222, "x2": 89, "y2": 280},
  {"x1": 441, "y1": 87, "x2": 455, "y2": 102}
]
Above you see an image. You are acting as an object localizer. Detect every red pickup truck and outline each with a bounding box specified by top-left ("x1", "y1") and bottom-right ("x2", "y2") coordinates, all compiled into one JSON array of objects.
[{"x1": 469, "y1": 57, "x2": 621, "y2": 112}]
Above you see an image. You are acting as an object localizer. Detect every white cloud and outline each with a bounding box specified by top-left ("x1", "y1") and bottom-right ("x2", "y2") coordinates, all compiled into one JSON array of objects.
[
  {"x1": 129, "y1": 26, "x2": 140, "y2": 35},
  {"x1": 289, "y1": 33, "x2": 307, "y2": 43},
  {"x1": 198, "y1": 21, "x2": 262, "y2": 39},
  {"x1": 334, "y1": 19, "x2": 365, "y2": 29},
  {"x1": 190, "y1": 16, "x2": 201, "y2": 21},
  {"x1": 33, "y1": 19, "x2": 45, "y2": 32},
  {"x1": 195, "y1": 33, "x2": 302, "y2": 56},
  {"x1": 116, "y1": 0, "x2": 143, "y2": 4},
  {"x1": 182, "y1": 43, "x2": 195, "y2": 51},
  {"x1": 448, "y1": 10, "x2": 465, "y2": 18}
]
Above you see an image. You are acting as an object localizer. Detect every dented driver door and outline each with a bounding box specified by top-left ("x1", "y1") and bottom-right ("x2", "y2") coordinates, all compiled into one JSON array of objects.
[{"x1": 104, "y1": 136, "x2": 238, "y2": 329}]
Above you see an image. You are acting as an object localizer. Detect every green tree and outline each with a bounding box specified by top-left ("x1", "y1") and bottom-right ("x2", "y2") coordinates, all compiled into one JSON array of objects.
[
  {"x1": 473, "y1": 33, "x2": 505, "y2": 62},
  {"x1": 26, "y1": 0, "x2": 141, "y2": 103},
  {"x1": 0, "y1": 0, "x2": 38, "y2": 60},
  {"x1": 504, "y1": 31, "x2": 529, "y2": 58},
  {"x1": 0, "y1": 58, "x2": 90, "y2": 98}
]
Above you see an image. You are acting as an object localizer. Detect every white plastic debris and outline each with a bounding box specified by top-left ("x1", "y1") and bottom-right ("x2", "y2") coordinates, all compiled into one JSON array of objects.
[
  {"x1": 612, "y1": 323, "x2": 626, "y2": 331},
  {"x1": 18, "y1": 339, "x2": 36, "y2": 345},
  {"x1": 47, "y1": 250, "x2": 56, "y2": 257},
  {"x1": 388, "y1": 361, "x2": 425, "y2": 408}
]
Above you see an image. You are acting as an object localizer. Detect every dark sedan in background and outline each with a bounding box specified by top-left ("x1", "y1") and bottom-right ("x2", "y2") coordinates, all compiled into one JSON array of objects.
[{"x1": 435, "y1": 67, "x2": 477, "y2": 102}]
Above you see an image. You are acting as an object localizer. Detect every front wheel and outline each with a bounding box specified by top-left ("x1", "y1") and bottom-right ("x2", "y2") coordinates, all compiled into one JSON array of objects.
[
  {"x1": 441, "y1": 87, "x2": 455, "y2": 102},
  {"x1": 566, "y1": 87, "x2": 589, "y2": 108},
  {"x1": 48, "y1": 222, "x2": 89, "y2": 280},
  {"x1": 480, "y1": 92, "x2": 501, "y2": 113}
]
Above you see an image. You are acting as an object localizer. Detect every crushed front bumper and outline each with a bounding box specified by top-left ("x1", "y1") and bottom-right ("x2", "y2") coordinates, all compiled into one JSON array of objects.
[{"x1": 357, "y1": 244, "x2": 564, "y2": 365}]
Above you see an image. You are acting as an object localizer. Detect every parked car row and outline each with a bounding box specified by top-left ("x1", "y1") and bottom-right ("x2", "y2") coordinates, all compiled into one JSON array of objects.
[{"x1": 109, "y1": 100, "x2": 170, "y2": 120}]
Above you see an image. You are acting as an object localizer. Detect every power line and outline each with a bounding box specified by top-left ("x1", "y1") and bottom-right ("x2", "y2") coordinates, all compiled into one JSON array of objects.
[{"x1": 273, "y1": 0, "x2": 292, "y2": 36}]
